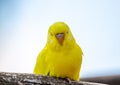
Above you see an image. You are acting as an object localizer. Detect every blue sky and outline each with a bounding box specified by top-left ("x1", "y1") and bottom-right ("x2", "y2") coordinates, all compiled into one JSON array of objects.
[{"x1": 0, "y1": 0, "x2": 120, "y2": 78}]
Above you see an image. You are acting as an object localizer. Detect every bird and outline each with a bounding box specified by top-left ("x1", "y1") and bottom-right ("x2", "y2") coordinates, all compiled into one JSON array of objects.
[{"x1": 33, "y1": 21, "x2": 83, "y2": 81}]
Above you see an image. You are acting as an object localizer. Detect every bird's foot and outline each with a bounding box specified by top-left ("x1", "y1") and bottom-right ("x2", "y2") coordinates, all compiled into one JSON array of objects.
[{"x1": 66, "y1": 78, "x2": 72, "y2": 83}]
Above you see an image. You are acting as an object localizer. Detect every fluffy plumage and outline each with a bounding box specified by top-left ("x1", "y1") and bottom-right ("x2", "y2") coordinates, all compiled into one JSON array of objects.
[{"x1": 34, "y1": 22, "x2": 83, "y2": 81}]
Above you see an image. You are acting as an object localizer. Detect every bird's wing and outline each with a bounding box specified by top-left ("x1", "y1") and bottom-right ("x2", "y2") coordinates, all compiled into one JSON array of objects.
[{"x1": 33, "y1": 46, "x2": 49, "y2": 75}]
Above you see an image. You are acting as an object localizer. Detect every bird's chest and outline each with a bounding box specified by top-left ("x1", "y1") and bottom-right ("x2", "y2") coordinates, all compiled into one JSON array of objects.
[
  {"x1": 47, "y1": 50, "x2": 76, "y2": 65},
  {"x1": 46, "y1": 50, "x2": 80, "y2": 74}
]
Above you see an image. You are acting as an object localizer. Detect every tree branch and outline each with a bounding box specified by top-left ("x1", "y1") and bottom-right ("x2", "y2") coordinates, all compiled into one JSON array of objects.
[{"x1": 0, "y1": 72, "x2": 106, "y2": 85}]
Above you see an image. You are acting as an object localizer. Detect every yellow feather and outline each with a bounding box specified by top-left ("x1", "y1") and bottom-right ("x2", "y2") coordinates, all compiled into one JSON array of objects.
[{"x1": 34, "y1": 22, "x2": 83, "y2": 81}]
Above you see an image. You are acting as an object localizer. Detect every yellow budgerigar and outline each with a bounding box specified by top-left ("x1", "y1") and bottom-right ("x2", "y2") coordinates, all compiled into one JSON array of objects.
[{"x1": 34, "y1": 21, "x2": 83, "y2": 81}]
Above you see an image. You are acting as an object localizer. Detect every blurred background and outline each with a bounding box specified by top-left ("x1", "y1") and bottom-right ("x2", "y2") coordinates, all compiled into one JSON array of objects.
[{"x1": 0, "y1": 0, "x2": 120, "y2": 84}]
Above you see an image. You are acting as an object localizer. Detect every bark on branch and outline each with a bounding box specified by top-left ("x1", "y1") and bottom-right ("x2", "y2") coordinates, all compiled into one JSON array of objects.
[{"x1": 0, "y1": 72, "x2": 106, "y2": 85}]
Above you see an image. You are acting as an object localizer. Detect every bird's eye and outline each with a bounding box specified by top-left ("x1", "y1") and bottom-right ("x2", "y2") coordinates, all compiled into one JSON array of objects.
[
  {"x1": 50, "y1": 33, "x2": 53, "y2": 36},
  {"x1": 66, "y1": 31, "x2": 69, "y2": 34}
]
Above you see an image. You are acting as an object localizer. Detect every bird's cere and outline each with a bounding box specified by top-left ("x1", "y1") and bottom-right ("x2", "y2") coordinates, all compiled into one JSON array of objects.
[{"x1": 55, "y1": 33, "x2": 64, "y2": 45}]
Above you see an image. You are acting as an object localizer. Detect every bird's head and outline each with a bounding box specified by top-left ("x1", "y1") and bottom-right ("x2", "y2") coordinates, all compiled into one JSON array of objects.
[{"x1": 47, "y1": 21, "x2": 75, "y2": 50}]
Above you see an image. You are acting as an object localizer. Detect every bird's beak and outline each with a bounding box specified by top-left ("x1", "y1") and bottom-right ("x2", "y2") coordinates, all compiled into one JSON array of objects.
[{"x1": 56, "y1": 33, "x2": 64, "y2": 45}]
